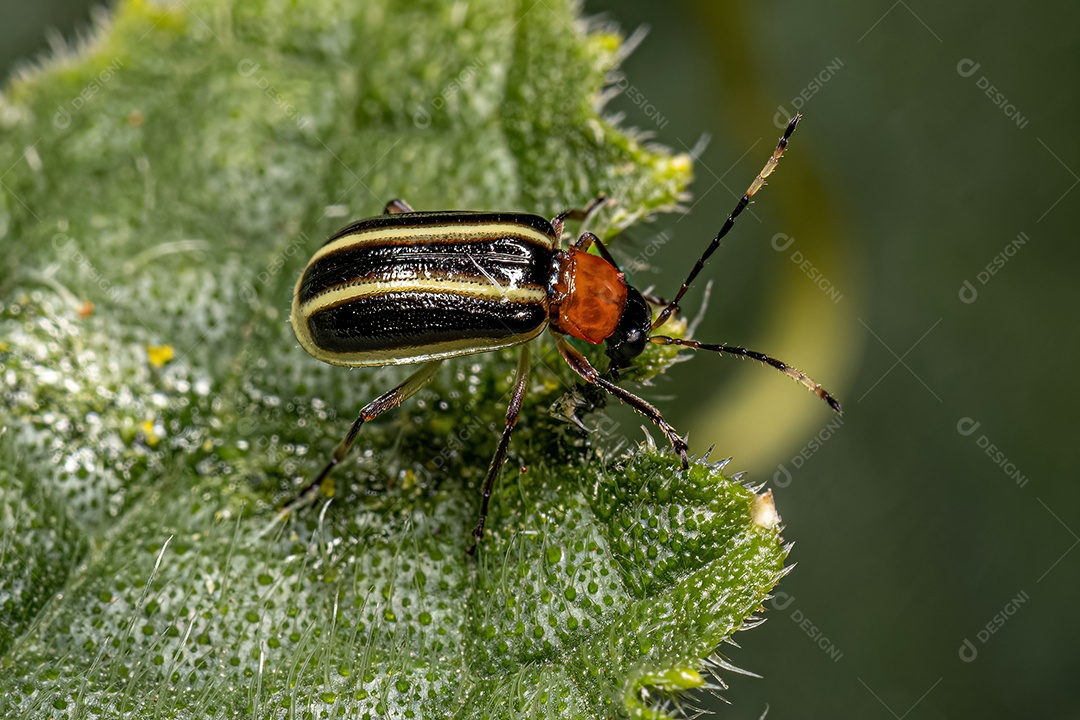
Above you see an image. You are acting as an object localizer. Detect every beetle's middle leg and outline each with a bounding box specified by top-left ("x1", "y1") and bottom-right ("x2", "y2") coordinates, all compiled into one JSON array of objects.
[
  {"x1": 283, "y1": 360, "x2": 443, "y2": 513},
  {"x1": 468, "y1": 345, "x2": 531, "y2": 555}
]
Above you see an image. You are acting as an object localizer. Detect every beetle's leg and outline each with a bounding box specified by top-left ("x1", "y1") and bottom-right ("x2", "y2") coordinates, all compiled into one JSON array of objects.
[
  {"x1": 573, "y1": 231, "x2": 596, "y2": 251},
  {"x1": 650, "y1": 335, "x2": 841, "y2": 413},
  {"x1": 384, "y1": 199, "x2": 415, "y2": 214},
  {"x1": 283, "y1": 360, "x2": 443, "y2": 514},
  {"x1": 550, "y1": 194, "x2": 609, "y2": 245},
  {"x1": 571, "y1": 231, "x2": 624, "y2": 272},
  {"x1": 556, "y1": 336, "x2": 689, "y2": 468},
  {"x1": 468, "y1": 345, "x2": 531, "y2": 555},
  {"x1": 552, "y1": 194, "x2": 608, "y2": 226}
]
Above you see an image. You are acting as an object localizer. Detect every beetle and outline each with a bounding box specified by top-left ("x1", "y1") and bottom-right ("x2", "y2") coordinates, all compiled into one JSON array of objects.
[{"x1": 289, "y1": 114, "x2": 839, "y2": 552}]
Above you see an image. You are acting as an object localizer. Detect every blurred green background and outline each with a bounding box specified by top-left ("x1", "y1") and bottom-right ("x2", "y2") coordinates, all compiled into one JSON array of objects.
[{"x1": 3, "y1": 0, "x2": 1077, "y2": 717}]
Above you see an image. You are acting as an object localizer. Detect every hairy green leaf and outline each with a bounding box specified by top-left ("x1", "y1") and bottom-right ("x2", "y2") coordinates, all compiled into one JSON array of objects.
[{"x1": 0, "y1": 1, "x2": 786, "y2": 717}]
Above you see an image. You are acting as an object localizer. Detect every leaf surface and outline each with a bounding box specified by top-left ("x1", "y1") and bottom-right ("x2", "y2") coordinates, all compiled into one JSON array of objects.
[{"x1": 0, "y1": 1, "x2": 785, "y2": 717}]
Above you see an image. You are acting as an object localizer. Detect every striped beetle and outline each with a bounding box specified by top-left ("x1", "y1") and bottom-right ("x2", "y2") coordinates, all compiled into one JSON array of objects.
[{"x1": 289, "y1": 115, "x2": 839, "y2": 552}]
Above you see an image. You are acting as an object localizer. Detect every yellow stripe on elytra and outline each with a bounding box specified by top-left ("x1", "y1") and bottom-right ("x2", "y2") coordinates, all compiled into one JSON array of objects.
[
  {"x1": 308, "y1": 221, "x2": 555, "y2": 265},
  {"x1": 300, "y1": 277, "x2": 548, "y2": 318}
]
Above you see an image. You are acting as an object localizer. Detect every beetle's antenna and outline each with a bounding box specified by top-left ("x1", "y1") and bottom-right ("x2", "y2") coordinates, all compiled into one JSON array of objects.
[
  {"x1": 649, "y1": 334, "x2": 841, "y2": 413},
  {"x1": 652, "y1": 114, "x2": 801, "y2": 331}
]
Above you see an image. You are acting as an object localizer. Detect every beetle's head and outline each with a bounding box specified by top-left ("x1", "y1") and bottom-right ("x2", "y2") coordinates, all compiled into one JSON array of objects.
[{"x1": 605, "y1": 286, "x2": 651, "y2": 370}]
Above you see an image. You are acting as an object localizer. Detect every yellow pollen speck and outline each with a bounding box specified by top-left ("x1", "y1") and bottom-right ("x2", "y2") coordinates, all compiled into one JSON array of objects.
[
  {"x1": 141, "y1": 419, "x2": 160, "y2": 447},
  {"x1": 147, "y1": 344, "x2": 174, "y2": 367},
  {"x1": 671, "y1": 152, "x2": 693, "y2": 175}
]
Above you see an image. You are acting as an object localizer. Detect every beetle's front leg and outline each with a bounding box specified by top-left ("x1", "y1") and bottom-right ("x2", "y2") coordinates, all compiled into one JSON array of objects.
[{"x1": 468, "y1": 345, "x2": 531, "y2": 555}]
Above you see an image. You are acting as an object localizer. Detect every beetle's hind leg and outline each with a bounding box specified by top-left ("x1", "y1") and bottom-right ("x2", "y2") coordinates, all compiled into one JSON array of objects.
[
  {"x1": 384, "y1": 199, "x2": 415, "y2": 214},
  {"x1": 468, "y1": 345, "x2": 531, "y2": 555},
  {"x1": 281, "y1": 360, "x2": 443, "y2": 516}
]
